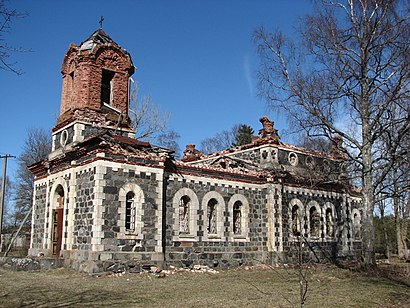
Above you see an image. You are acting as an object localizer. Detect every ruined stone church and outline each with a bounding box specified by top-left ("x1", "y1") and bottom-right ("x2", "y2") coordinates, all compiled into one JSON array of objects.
[{"x1": 28, "y1": 29, "x2": 363, "y2": 272}]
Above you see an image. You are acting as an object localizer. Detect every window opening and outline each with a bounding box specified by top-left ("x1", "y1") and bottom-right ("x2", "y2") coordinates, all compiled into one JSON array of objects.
[
  {"x1": 292, "y1": 205, "x2": 301, "y2": 236},
  {"x1": 69, "y1": 71, "x2": 75, "y2": 103},
  {"x1": 101, "y1": 69, "x2": 115, "y2": 104},
  {"x1": 207, "y1": 199, "x2": 218, "y2": 234},
  {"x1": 125, "y1": 192, "x2": 135, "y2": 232},
  {"x1": 179, "y1": 196, "x2": 190, "y2": 234},
  {"x1": 309, "y1": 206, "x2": 320, "y2": 237},
  {"x1": 233, "y1": 201, "x2": 242, "y2": 234},
  {"x1": 353, "y1": 212, "x2": 361, "y2": 239},
  {"x1": 325, "y1": 208, "x2": 334, "y2": 237}
]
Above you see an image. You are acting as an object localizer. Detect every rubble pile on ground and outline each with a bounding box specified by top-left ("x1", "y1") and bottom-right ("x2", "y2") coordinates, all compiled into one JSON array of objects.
[{"x1": 92, "y1": 264, "x2": 219, "y2": 278}]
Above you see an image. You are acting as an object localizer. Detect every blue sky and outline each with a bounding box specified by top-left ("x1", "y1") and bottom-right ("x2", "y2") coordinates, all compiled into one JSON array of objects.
[{"x1": 0, "y1": 0, "x2": 312, "y2": 176}]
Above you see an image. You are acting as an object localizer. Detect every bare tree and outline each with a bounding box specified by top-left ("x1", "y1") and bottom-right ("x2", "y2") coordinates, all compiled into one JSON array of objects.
[
  {"x1": 199, "y1": 124, "x2": 240, "y2": 154},
  {"x1": 254, "y1": 0, "x2": 410, "y2": 266},
  {"x1": 377, "y1": 109, "x2": 410, "y2": 260},
  {"x1": 13, "y1": 128, "x2": 51, "y2": 229},
  {"x1": 297, "y1": 135, "x2": 332, "y2": 153},
  {"x1": 155, "y1": 129, "x2": 181, "y2": 159},
  {"x1": 0, "y1": 0, "x2": 30, "y2": 74},
  {"x1": 128, "y1": 81, "x2": 170, "y2": 140}
]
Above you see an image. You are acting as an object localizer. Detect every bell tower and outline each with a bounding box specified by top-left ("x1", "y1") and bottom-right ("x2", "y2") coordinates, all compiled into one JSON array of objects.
[{"x1": 51, "y1": 29, "x2": 135, "y2": 155}]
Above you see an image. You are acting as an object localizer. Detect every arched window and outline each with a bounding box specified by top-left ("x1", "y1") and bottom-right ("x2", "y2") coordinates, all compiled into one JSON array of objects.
[
  {"x1": 233, "y1": 201, "x2": 242, "y2": 235},
  {"x1": 179, "y1": 196, "x2": 190, "y2": 234},
  {"x1": 228, "y1": 194, "x2": 249, "y2": 240},
  {"x1": 325, "y1": 208, "x2": 334, "y2": 238},
  {"x1": 119, "y1": 183, "x2": 144, "y2": 239},
  {"x1": 172, "y1": 188, "x2": 199, "y2": 240},
  {"x1": 292, "y1": 205, "x2": 301, "y2": 236},
  {"x1": 125, "y1": 192, "x2": 135, "y2": 232},
  {"x1": 207, "y1": 199, "x2": 218, "y2": 234},
  {"x1": 353, "y1": 210, "x2": 361, "y2": 240},
  {"x1": 309, "y1": 206, "x2": 320, "y2": 237}
]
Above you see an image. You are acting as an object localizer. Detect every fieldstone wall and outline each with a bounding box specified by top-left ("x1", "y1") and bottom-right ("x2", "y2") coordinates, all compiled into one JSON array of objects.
[
  {"x1": 164, "y1": 172, "x2": 269, "y2": 268},
  {"x1": 72, "y1": 167, "x2": 96, "y2": 251},
  {"x1": 30, "y1": 183, "x2": 48, "y2": 251},
  {"x1": 280, "y1": 189, "x2": 352, "y2": 263},
  {"x1": 231, "y1": 147, "x2": 263, "y2": 165},
  {"x1": 99, "y1": 165, "x2": 163, "y2": 254}
]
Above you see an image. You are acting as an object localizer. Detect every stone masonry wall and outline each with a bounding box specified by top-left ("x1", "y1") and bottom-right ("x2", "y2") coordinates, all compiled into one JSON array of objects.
[
  {"x1": 164, "y1": 172, "x2": 269, "y2": 269},
  {"x1": 72, "y1": 167, "x2": 96, "y2": 251},
  {"x1": 100, "y1": 165, "x2": 162, "y2": 254},
  {"x1": 30, "y1": 183, "x2": 48, "y2": 250},
  {"x1": 281, "y1": 189, "x2": 350, "y2": 262}
]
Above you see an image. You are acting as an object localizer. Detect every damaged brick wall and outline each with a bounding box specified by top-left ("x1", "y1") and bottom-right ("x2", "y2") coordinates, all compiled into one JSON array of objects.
[{"x1": 58, "y1": 34, "x2": 134, "y2": 129}]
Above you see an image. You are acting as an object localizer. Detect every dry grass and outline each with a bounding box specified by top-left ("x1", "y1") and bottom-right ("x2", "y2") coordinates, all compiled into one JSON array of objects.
[{"x1": 0, "y1": 265, "x2": 409, "y2": 307}]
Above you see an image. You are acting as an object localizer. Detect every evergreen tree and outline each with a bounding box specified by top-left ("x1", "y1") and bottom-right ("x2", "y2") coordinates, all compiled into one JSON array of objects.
[{"x1": 233, "y1": 124, "x2": 254, "y2": 147}]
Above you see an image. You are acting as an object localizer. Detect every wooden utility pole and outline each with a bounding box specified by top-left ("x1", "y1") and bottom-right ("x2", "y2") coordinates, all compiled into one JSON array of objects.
[{"x1": 0, "y1": 154, "x2": 15, "y2": 251}]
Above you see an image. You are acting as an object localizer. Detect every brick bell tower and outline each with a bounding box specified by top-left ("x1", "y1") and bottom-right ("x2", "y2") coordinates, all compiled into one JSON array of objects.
[{"x1": 51, "y1": 28, "x2": 135, "y2": 155}]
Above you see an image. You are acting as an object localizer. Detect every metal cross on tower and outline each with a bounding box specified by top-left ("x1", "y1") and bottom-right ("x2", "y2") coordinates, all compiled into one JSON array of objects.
[{"x1": 99, "y1": 16, "x2": 104, "y2": 29}]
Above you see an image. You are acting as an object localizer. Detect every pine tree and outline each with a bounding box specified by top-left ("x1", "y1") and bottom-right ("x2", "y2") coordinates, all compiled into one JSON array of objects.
[{"x1": 233, "y1": 124, "x2": 254, "y2": 147}]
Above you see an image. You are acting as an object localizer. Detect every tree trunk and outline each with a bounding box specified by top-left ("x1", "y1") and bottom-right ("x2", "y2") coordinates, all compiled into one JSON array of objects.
[
  {"x1": 361, "y1": 190, "x2": 376, "y2": 266},
  {"x1": 394, "y1": 198, "x2": 405, "y2": 259},
  {"x1": 379, "y1": 203, "x2": 390, "y2": 260},
  {"x1": 361, "y1": 140, "x2": 376, "y2": 267},
  {"x1": 396, "y1": 221, "x2": 404, "y2": 259},
  {"x1": 397, "y1": 196, "x2": 410, "y2": 260}
]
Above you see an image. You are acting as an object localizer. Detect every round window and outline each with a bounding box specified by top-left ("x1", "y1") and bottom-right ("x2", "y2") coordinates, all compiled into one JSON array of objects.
[
  {"x1": 288, "y1": 152, "x2": 299, "y2": 166},
  {"x1": 305, "y1": 156, "x2": 315, "y2": 169},
  {"x1": 60, "y1": 130, "x2": 69, "y2": 146}
]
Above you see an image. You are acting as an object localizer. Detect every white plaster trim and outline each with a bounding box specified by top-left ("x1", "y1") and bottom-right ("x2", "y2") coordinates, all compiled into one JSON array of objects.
[{"x1": 169, "y1": 173, "x2": 263, "y2": 191}]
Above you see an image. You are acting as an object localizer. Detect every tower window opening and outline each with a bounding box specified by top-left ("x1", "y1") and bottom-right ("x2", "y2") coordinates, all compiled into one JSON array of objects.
[
  {"x1": 101, "y1": 69, "x2": 115, "y2": 105},
  {"x1": 69, "y1": 71, "x2": 75, "y2": 104}
]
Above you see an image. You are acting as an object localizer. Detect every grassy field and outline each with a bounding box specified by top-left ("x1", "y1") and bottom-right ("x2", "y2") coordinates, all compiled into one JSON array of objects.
[{"x1": 0, "y1": 265, "x2": 408, "y2": 307}]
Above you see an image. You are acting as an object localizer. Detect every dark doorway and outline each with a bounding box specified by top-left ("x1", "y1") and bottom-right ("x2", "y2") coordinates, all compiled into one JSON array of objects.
[{"x1": 51, "y1": 185, "x2": 64, "y2": 257}]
